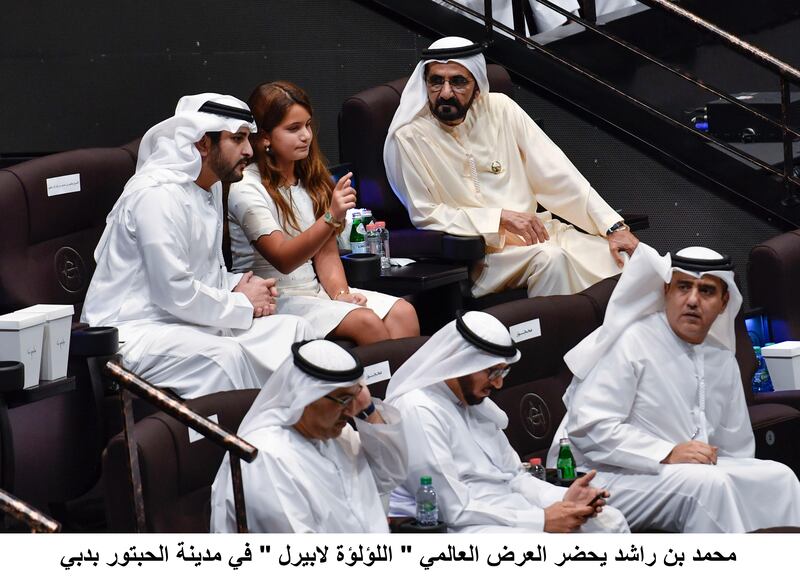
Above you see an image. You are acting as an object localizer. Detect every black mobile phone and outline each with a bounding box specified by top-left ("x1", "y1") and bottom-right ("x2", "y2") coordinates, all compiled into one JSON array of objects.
[{"x1": 589, "y1": 492, "x2": 607, "y2": 507}]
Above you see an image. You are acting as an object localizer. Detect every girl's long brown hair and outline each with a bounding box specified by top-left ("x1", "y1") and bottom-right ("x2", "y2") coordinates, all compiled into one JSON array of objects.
[{"x1": 248, "y1": 81, "x2": 333, "y2": 234}]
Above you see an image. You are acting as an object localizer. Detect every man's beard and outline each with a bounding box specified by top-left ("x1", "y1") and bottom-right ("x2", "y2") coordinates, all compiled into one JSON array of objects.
[
  {"x1": 210, "y1": 150, "x2": 248, "y2": 184},
  {"x1": 429, "y1": 89, "x2": 477, "y2": 124},
  {"x1": 457, "y1": 375, "x2": 486, "y2": 406}
]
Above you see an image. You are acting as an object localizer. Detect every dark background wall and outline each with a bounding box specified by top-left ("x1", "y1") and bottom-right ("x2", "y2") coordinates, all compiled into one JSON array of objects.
[{"x1": 0, "y1": 0, "x2": 788, "y2": 304}]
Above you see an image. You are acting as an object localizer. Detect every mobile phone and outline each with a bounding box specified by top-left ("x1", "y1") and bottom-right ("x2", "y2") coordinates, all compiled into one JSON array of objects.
[{"x1": 588, "y1": 492, "x2": 607, "y2": 507}]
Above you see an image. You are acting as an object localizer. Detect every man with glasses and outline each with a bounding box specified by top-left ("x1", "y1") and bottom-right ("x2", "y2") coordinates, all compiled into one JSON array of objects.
[
  {"x1": 211, "y1": 339, "x2": 407, "y2": 532},
  {"x1": 384, "y1": 311, "x2": 629, "y2": 532},
  {"x1": 384, "y1": 37, "x2": 639, "y2": 299}
]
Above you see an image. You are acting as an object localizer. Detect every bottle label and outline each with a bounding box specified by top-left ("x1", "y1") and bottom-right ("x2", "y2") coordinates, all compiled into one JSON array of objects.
[
  {"x1": 350, "y1": 241, "x2": 367, "y2": 254},
  {"x1": 557, "y1": 465, "x2": 576, "y2": 481}
]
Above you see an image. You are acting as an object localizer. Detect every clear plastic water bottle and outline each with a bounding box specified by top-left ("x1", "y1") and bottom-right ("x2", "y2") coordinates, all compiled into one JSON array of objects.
[
  {"x1": 528, "y1": 457, "x2": 546, "y2": 481},
  {"x1": 360, "y1": 208, "x2": 374, "y2": 227},
  {"x1": 365, "y1": 222, "x2": 382, "y2": 256},
  {"x1": 375, "y1": 221, "x2": 391, "y2": 270},
  {"x1": 415, "y1": 475, "x2": 438, "y2": 526},
  {"x1": 752, "y1": 346, "x2": 774, "y2": 393}
]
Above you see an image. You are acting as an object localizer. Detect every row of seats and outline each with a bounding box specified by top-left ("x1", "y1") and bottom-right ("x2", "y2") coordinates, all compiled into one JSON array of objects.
[
  {"x1": 0, "y1": 144, "x2": 138, "y2": 526},
  {"x1": 101, "y1": 273, "x2": 800, "y2": 532},
  {"x1": 2, "y1": 65, "x2": 800, "y2": 530}
]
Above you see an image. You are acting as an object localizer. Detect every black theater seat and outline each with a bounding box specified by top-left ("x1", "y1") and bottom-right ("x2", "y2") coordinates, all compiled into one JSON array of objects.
[
  {"x1": 0, "y1": 147, "x2": 135, "y2": 521},
  {"x1": 103, "y1": 389, "x2": 259, "y2": 532}
]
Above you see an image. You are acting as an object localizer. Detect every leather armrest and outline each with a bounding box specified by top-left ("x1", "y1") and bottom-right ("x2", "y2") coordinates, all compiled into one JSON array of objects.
[
  {"x1": 70, "y1": 326, "x2": 119, "y2": 357},
  {"x1": 441, "y1": 234, "x2": 485, "y2": 261},
  {"x1": 389, "y1": 229, "x2": 485, "y2": 262},
  {"x1": 753, "y1": 390, "x2": 800, "y2": 412}
]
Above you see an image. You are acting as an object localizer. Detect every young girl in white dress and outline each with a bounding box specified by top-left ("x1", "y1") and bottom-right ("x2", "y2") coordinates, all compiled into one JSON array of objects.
[{"x1": 228, "y1": 81, "x2": 419, "y2": 345}]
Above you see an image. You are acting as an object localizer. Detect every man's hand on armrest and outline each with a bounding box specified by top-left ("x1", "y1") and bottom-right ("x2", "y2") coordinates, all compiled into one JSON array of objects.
[
  {"x1": 233, "y1": 271, "x2": 277, "y2": 318},
  {"x1": 500, "y1": 209, "x2": 549, "y2": 245}
]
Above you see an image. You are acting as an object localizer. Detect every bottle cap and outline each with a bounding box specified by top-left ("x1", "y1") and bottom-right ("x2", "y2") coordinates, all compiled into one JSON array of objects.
[
  {"x1": 366, "y1": 223, "x2": 377, "y2": 231},
  {"x1": 376, "y1": 221, "x2": 386, "y2": 227},
  {"x1": 529, "y1": 457, "x2": 542, "y2": 465},
  {"x1": 559, "y1": 437, "x2": 569, "y2": 445},
  {"x1": 420, "y1": 475, "x2": 432, "y2": 485}
]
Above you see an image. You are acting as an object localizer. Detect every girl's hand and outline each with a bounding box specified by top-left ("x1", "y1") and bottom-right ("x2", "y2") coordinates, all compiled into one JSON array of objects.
[
  {"x1": 331, "y1": 172, "x2": 357, "y2": 221},
  {"x1": 335, "y1": 291, "x2": 367, "y2": 306}
]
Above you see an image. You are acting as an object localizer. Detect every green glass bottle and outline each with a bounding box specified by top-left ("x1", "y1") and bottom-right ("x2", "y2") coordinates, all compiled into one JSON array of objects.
[
  {"x1": 349, "y1": 210, "x2": 366, "y2": 253},
  {"x1": 556, "y1": 437, "x2": 576, "y2": 482}
]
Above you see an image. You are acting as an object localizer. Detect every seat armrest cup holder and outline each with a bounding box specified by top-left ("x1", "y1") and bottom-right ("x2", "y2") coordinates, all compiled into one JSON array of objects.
[
  {"x1": 70, "y1": 326, "x2": 119, "y2": 357},
  {"x1": 0, "y1": 361, "x2": 25, "y2": 394},
  {"x1": 341, "y1": 253, "x2": 381, "y2": 284}
]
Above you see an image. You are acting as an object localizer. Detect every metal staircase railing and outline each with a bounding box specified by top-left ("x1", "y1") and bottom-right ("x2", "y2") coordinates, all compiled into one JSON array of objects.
[
  {"x1": 441, "y1": 0, "x2": 800, "y2": 206},
  {"x1": 369, "y1": 0, "x2": 800, "y2": 220}
]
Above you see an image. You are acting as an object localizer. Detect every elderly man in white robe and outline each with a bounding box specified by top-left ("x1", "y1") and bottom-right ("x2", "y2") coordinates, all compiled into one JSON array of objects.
[
  {"x1": 385, "y1": 311, "x2": 629, "y2": 533},
  {"x1": 82, "y1": 94, "x2": 315, "y2": 398},
  {"x1": 549, "y1": 244, "x2": 800, "y2": 532},
  {"x1": 211, "y1": 339, "x2": 407, "y2": 532},
  {"x1": 384, "y1": 37, "x2": 639, "y2": 299}
]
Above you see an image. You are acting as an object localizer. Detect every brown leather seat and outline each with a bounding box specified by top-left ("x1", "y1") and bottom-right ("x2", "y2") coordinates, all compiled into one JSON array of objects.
[
  {"x1": 350, "y1": 336, "x2": 430, "y2": 400},
  {"x1": 0, "y1": 147, "x2": 134, "y2": 516},
  {"x1": 483, "y1": 291, "x2": 602, "y2": 461},
  {"x1": 0, "y1": 147, "x2": 134, "y2": 316},
  {"x1": 735, "y1": 307, "x2": 800, "y2": 474},
  {"x1": 748, "y1": 229, "x2": 800, "y2": 342},
  {"x1": 103, "y1": 389, "x2": 259, "y2": 532}
]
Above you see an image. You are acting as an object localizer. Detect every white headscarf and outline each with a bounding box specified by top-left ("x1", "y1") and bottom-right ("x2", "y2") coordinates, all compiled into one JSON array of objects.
[
  {"x1": 383, "y1": 36, "x2": 490, "y2": 210},
  {"x1": 133, "y1": 93, "x2": 257, "y2": 186},
  {"x1": 385, "y1": 311, "x2": 520, "y2": 403},
  {"x1": 95, "y1": 93, "x2": 257, "y2": 259},
  {"x1": 237, "y1": 340, "x2": 365, "y2": 437},
  {"x1": 565, "y1": 243, "x2": 742, "y2": 381}
]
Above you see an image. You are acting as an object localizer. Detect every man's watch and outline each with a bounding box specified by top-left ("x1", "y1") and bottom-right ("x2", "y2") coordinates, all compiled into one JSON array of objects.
[
  {"x1": 357, "y1": 401, "x2": 376, "y2": 420},
  {"x1": 323, "y1": 211, "x2": 342, "y2": 228},
  {"x1": 606, "y1": 221, "x2": 629, "y2": 236}
]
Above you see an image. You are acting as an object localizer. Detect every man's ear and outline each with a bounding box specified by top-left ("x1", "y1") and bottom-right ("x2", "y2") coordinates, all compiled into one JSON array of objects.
[
  {"x1": 195, "y1": 134, "x2": 212, "y2": 158},
  {"x1": 720, "y1": 290, "x2": 730, "y2": 311}
]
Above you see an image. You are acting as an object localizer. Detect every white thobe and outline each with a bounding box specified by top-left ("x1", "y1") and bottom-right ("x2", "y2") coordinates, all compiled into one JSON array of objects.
[
  {"x1": 550, "y1": 311, "x2": 800, "y2": 532},
  {"x1": 389, "y1": 382, "x2": 629, "y2": 532},
  {"x1": 394, "y1": 92, "x2": 623, "y2": 297},
  {"x1": 82, "y1": 180, "x2": 314, "y2": 398},
  {"x1": 210, "y1": 401, "x2": 407, "y2": 533},
  {"x1": 227, "y1": 165, "x2": 399, "y2": 337}
]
